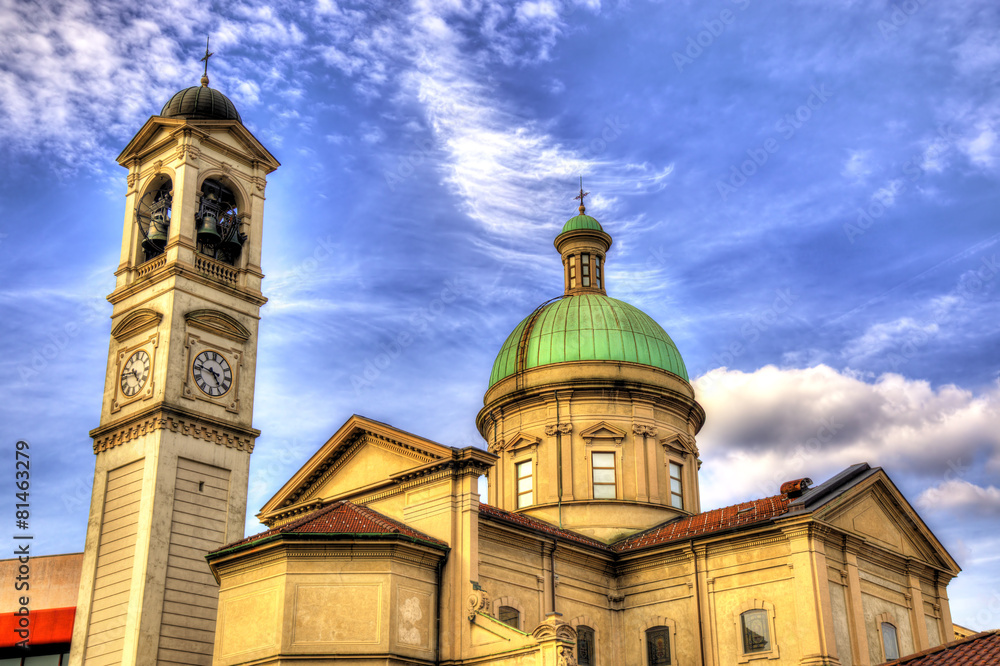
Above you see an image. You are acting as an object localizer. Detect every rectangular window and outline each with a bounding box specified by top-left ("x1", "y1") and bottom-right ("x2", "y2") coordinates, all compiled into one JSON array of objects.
[
  {"x1": 569, "y1": 255, "x2": 577, "y2": 288},
  {"x1": 647, "y1": 627, "x2": 671, "y2": 665},
  {"x1": 595, "y1": 255, "x2": 602, "y2": 288},
  {"x1": 741, "y1": 610, "x2": 771, "y2": 654},
  {"x1": 516, "y1": 460, "x2": 533, "y2": 508},
  {"x1": 582, "y1": 253, "x2": 591, "y2": 286},
  {"x1": 592, "y1": 452, "x2": 616, "y2": 499},
  {"x1": 881, "y1": 623, "x2": 899, "y2": 660},
  {"x1": 669, "y1": 462, "x2": 683, "y2": 509},
  {"x1": 577, "y1": 625, "x2": 595, "y2": 665}
]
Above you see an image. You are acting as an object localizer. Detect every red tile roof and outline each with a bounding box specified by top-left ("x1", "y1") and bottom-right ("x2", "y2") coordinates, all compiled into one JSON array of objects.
[
  {"x1": 210, "y1": 500, "x2": 448, "y2": 557},
  {"x1": 478, "y1": 503, "x2": 612, "y2": 551},
  {"x1": 479, "y1": 494, "x2": 794, "y2": 553},
  {"x1": 613, "y1": 494, "x2": 792, "y2": 552},
  {"x1": 880, "y1": 630, "x2": 1000, "y2": 665}
]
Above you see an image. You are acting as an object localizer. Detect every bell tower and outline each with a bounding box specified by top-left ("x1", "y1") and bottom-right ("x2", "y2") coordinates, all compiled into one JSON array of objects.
[{"x1": 70, "y1": 53, "x2": 279, "y2": 666}]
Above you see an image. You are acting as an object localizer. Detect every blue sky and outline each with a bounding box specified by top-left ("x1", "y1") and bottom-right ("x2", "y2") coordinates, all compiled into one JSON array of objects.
[{"x1": 1, "y1": 0, "x2": 999, "y2": 630}]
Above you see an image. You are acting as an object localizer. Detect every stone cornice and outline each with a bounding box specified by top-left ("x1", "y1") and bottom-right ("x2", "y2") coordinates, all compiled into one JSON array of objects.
[{"x1": 90, "y1": 404, "x2": 258, "y2": 454}]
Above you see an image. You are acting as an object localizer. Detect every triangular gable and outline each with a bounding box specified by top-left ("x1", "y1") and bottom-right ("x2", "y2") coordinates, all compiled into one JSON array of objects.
[
  {"x1": 257, "y1": 415, "x2": 454, "y2": 526},
  {"x1": 812, "y1": 469, "x2": 959, "y2": 574},
  {"x1": 117, "y1": 116, "x2": 280, "y2": 172},
  {"x1": 660, "y1": 432, "x2": 698, "y2": 456},
  {"x1": 580, "y1": 421, "x2": 627, "y2": 445},
  {"x1": 504, "y1": 432, "x2": 542, "y2": 454}
]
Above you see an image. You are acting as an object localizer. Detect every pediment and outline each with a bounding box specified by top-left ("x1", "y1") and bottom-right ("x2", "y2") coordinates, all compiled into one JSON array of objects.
[
  {"x1": 660, "y1": 432, "x2": 698, "y2": 456},
  {"x1": 111, "y1": 308, "x2": 162, "y2": 342},
  {"x1": 258, "y1": 415, "x2": 455, "y2": 526},
  {"x1": 814, "y1": 471, "x2": 958, "y2": 573},
  {"x1": 117, "y1": 116, "x2": 280, "y2": 173},
  {"x1": 185, "y1": 309, "x2": 251, "y2": 342},
  {"x1": 505, "y1": 432, "x2": 542, "y2": 454},
  {"x1": 580, "y1": 421, "x2": 627, "y2": 445}
]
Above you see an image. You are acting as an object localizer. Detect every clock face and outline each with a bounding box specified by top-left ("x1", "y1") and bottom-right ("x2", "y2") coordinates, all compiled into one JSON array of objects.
[
  {"x1": 120, "y1": 349, "x2": 150, "y2": 398},
  {"x1": 192, "y1": 350, "x2": 233, "y2": 397}
]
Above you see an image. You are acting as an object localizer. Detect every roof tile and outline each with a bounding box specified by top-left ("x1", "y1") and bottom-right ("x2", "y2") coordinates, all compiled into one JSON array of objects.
[
  {"x1": 210, "y1": 500, "x2": 447, "y2": 556},
  {"x1": 612, "y1": 494, "x2": 791, "y2": 552},
  {"x1": 880, "y1": 630, "x2": 1000, "y2": 665}
]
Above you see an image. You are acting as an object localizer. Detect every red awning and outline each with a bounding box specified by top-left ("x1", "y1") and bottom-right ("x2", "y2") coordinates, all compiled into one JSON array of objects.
[{"x1": 0, "y1": 606, "x2": 75, "y2": 648}]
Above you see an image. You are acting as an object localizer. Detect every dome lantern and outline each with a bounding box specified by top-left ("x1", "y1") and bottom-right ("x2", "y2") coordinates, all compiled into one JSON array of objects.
[{"x1": 555, "y1": 179, "x2": 612, "y2": 296}]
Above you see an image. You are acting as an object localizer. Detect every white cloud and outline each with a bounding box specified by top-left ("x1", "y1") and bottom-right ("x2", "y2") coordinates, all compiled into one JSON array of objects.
[
  {"x1": 693, "y1": 365, "x2": 1000, "y2": 508},
  {"x1": 918, "y1": 479, "x2": 1000, "y2": 517},
  {"x1": 842, "y1": 317, "x2": 939, "y2": 361},
  {"x1": 841, "y1": 149, "x2": 873, "y2": 181}
]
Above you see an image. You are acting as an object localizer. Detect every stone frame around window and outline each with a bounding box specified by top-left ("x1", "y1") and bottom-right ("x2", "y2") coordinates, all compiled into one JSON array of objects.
[{"x1": 734, "y1": 599, "x2": 780, "y2": 663}]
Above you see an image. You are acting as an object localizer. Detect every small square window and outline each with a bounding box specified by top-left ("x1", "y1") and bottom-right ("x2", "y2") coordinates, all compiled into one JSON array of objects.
[{"x1": 498, "y1": 605, "x2": 520, "y2": 630}]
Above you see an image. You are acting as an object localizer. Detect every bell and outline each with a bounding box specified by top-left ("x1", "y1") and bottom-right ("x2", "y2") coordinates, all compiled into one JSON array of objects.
[
  {"x1": 142, "y1": 211, "x2": 168, "y2": 253},
  {"x1": 196, "y1": 210, "x2": 221, "y2": 246},
  {"x1": 220, "y1": 227, "x2": 244, "y2": 259}
]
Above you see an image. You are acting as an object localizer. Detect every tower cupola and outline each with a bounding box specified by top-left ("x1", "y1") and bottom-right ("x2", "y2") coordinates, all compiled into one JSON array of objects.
[{"x1": 555, "y1": 181, "x2": 612, "y2": 296}]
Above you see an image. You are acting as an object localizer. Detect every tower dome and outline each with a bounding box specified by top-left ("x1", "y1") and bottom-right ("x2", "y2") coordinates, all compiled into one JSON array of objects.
[
  {"x1": 161, "y1": 86, "x2": 241, "y2": 122},
  {"x1": 160, "y1": 39, "x2": 241, "y2": 122},
  {"x1": 476, "y1": 186, "x2": 704, "y2": 542}
]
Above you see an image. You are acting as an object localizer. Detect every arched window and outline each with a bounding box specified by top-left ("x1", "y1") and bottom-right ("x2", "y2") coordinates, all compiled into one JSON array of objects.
[
  {"x1": 136, "y1": 178, "x2": 172, "y2": 262},
  {"x1": 196, "y1": 178, "x2": 244, "y2": 266},
  {"x1": 498, "y1": 605, "x2": 520, "y2": 630},
  {"x1": 646, "y1": 626, "x2": 671, "y2": 665},
  {"x1": 577, "y1": 625, "x2": 595, "y2": 665},
  {"x1": 881, "y1": 622, "x2": 900, "y2": 660},
  {"x1": 741, "y1": 609, "x2": 771, "y2": 653}
]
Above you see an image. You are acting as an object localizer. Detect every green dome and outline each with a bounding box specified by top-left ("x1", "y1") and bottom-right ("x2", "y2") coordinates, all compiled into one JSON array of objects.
[
  {"x1": 489, "y1": 293, "x2": 688, "y2": 386},
  {"x1": 161, "y1": 86, "x2": 241, "y2": 122},
  {"x1": 560, "y1": 214, "x2": 603, "y2": 234}
]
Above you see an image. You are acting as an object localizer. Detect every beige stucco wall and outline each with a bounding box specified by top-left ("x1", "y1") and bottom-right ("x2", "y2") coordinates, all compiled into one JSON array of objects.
[{"x1": 0, "y1": 552, "x2": 83, "y2": 611}]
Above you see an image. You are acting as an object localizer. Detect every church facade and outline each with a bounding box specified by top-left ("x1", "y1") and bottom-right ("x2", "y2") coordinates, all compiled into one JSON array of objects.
[{"x1": 58, "y1": 73, "x2": 962, "y2": 666}]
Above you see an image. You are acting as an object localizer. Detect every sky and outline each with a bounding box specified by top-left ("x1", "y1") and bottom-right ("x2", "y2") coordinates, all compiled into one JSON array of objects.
[{"x1": 1, "y1": 0, "x2": 999, "y2": 631}]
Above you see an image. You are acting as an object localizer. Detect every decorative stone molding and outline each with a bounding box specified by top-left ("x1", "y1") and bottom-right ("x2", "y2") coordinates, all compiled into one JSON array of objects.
[
  {"x1": 111, "y1": 308, "x2": 162, "y2": 342},
  {"x1": 632, "y1": 424, "x2": 658, "y2": 438},
  {"x1": 531, "y1": 612, "x2": 577, "y2": 643},
  {"x1": 467, "y1": 581, "x2": 491, "y2": 621},
  {"x1": 661, "y1": 432, "x2": 698, "y2": 455},
  {"x1": 544, "y1": 423, "x2": 573, "y2": 436},
  {"x1": 506, "y1": 432, "x2": 543, "y2": 454},
  {"x1": 92, "y1": 413, "x2": 255, "y2": 454},
  {"x1": 185, "y1": 308, "x2": 251, "y2": 342},
  {"x1": 580, "y1": 421, "x2": 627, "y2": 446}
]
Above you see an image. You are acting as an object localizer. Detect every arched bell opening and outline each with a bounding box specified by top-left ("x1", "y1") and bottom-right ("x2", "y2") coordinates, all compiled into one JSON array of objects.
[
  {"x1": 196, "y1": 177, "x2": 246, "y2": 266},
  {"x1": 135, "y1": 176, "x2": 173, "y2": 263}
]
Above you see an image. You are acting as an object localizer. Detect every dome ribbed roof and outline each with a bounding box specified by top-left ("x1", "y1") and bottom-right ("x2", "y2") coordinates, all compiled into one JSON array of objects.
[
  {"x1": 560, "y1": 214, "x2": 603, "y2": 234},
  {"x1": 488, "y1": 294, "x2": 688, "y2": 386},
  {"x1": 160, "y1": 86, "x2": 241, "y2": 122}
]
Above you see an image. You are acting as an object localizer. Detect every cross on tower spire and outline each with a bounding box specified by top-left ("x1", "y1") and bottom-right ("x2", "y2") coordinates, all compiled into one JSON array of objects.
[
  {"x1": 574, "y1": 176, "x2": 589, "y2": 215},
  {"x1": 200, "y1": 36, "x2": 214, "y2": 87}
]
